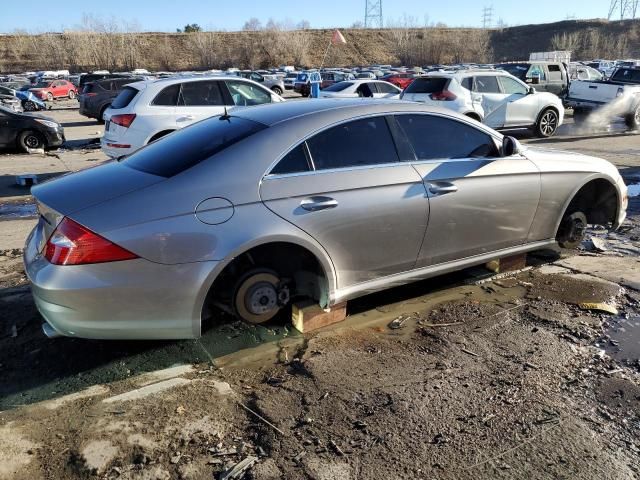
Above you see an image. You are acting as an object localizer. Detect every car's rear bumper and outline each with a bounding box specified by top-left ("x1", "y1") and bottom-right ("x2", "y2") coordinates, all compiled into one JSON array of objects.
[
  {"x1": 101, "y1": 136, "x2": 136, "y2": 158},
  {"x1": 24, "y1": 225, "x2": 218, "y2": 340}
]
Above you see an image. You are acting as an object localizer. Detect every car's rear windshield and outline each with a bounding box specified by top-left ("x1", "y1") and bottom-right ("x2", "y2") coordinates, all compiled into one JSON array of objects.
[
  {"x1": 122, "y1": 116, "x2": 267, "y2": 177},
  {"x1": 323, "y1": 82, "x2": 353, "y2": 92},
  {"x1": 111, "y1": 86, "x2": 139, "y2": 109},
  {"x1": 496, "y1": 64, "x2": 529, "y2": 80},
  {"x1": 404, "y1": 77, "x2": 448, "y2": 94}
]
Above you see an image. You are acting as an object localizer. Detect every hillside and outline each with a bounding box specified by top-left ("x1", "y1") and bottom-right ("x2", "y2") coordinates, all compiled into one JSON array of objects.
[{"x1": 0, "y1": 18, "x2": 638, "y2": 73}]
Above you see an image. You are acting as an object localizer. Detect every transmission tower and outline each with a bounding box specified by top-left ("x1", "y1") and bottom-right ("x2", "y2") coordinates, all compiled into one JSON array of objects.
[
  {"x1": 482, "y1": 5, "x2": 494, "y2": 28},
  {"x1": 364, "y1": 0, "x2": 383, "y2": 28},
  {"x1": 608, "y1": 0, "x2": 639, "y2": 19}
]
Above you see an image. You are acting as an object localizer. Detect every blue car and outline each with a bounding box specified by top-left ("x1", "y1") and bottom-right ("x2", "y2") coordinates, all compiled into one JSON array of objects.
[{"x1": 0, "y1": 84, "x2": 47, "y2": 111}]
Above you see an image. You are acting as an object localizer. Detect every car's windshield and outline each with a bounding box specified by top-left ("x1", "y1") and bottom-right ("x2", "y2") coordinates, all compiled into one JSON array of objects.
[
  {"x1": 32, "y1": 82, "x2": 51, "y2": 88},
  {"x1": 322, "y1": 82, "x2": 353, "y2": 92},
  {"x1": 496, "y1": 64, "x2": 529, "y2": 80},
  {"x1": 611, "y1": 68, "x2": 640, "y2": 83}
]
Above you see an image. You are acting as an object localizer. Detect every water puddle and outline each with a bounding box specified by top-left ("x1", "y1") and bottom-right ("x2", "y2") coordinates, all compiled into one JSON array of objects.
[
  {"x1": 0, "y1": 202, "x2": 38, "y2": 221},
  {"x1": 605, "y1": 315, "x2": 640, "y2": 366}
]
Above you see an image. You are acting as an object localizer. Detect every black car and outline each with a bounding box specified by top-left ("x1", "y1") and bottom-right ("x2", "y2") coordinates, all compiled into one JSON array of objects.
[
  {"x1": 0, "y1": 106, "x2": 65, "y2": 152},
  {"x1": 77, "y1": 73, "x2": 134, "y2": 94},
  {"x1": 79, "y1": 77, "x2": 141, "y2": 123}
]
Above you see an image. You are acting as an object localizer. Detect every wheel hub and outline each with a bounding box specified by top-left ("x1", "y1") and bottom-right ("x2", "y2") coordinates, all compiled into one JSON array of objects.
[
  {"x1": 245, "y1": 282, "x2": 278, "y2": 315},
  {"x1": 25, "y1": 136, "x2": 39, "y2": 148},
  {"x1": 567, "y1": 217, "x2": 586, "y2": 243}
]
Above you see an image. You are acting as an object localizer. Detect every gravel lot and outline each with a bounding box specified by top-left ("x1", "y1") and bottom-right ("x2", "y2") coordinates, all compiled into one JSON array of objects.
[{"x1": 0, "y1": 98, "x2": 639, "y2": 480}]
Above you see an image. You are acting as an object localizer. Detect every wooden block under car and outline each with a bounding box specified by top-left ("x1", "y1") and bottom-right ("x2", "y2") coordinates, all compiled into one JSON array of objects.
[
  {"x1": 292, "y1": 301, "x2": 347, "y2": 333},
  {"x1": 485, "y1": 253, "x2": 527, "y2": 273}
]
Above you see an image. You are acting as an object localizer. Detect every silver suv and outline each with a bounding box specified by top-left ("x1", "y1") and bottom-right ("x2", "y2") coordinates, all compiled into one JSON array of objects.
[
  {"x1": 401, "y1": 69, "x2": 565, "y2": 137},
  {"x1": 25, "y1": 100, "x2": 626, "y2": 339}
]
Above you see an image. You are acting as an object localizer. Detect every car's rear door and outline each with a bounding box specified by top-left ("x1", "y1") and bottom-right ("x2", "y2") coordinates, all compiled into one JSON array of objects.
[
  {"x1": 498, "y1": 75, "x2": 540, "y2": 127},
  {"x1": 260, "y1": 115, "x2": 429, "y2": 287},
  {"x1": 393, "y1": 113, "x2": 541, "y2": 267},
  {"x1": 474, "y1": 75, "x2": 508, "y2": 129},
  {"x1": 175, "y1": 80, "x2": 225, "y2": 128}
]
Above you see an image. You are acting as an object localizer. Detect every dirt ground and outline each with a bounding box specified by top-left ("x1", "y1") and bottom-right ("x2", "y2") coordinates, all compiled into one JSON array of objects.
[{"x1": 0, "y1": 100, "x2": 639, "y2": 480}]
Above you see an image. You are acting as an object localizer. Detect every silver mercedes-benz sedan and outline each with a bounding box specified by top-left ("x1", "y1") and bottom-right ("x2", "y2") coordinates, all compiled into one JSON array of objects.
[{"x1": 24, "y1": 99, "x2": 627, "y2": 339}]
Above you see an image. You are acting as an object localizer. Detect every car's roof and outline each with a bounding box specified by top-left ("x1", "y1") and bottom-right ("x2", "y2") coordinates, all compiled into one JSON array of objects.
[
  {"x1": 232, "y1": 98, "x2": 492, "y2": 130},
  {"x1": 123, "y1": 75, "x2": 262, "y2": 92}
]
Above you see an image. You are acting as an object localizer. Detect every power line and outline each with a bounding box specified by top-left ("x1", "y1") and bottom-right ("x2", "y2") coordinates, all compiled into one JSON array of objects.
[
  {"x1": 482, "y1": 6, "x2": 494, "y2": 29},
  {"x1": 364, "y1": 0, "x2": 384, "y2": 28},
  {"x1": 608, "y1": 0, "x2": 639, "y2": 19}
]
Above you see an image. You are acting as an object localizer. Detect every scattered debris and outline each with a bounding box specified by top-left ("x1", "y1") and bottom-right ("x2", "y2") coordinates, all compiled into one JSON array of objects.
[
  {"x1": 579, "y1": 303, "x2": 619, "y2": 315},
  {"x1": 237, "y1": 402, "x2": 285, "y2": 436},
  {"x1": 388, "y1": 315, "x2": 410, "y2": 329},
  {"x1": 219, "y1": 456, "x2": 258, "y2": 480}
]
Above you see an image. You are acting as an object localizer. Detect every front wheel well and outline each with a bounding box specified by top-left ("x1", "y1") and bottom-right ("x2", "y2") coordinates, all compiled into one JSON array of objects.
[
  {"x1": 203, "y1": 242, "x2": 329, "y2": 318},
  {"x1": 558, "y1": 179, "x2": 619, "y2": 233}
]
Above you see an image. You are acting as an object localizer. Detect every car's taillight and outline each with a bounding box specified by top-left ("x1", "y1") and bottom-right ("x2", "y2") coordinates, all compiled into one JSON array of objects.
[
  {"x1": 430, "y1": 90, "x2": 457, "y2": 101},
  {"x1": 45, "y1": 217, "x2": 138, "y2": 266},
  {"x1": 110, "y1": 113, "x2": 136, "y2": 128}
]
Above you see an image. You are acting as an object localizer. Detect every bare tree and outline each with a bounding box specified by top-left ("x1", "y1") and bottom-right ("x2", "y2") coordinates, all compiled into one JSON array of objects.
[{"x1": 243, "y1": 18, "x2": 262, "y2": 31}]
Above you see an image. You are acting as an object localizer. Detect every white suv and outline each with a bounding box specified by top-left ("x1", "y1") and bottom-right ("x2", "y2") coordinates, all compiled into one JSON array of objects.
[
  {"x1": 101, "y1": 76, "x2": 284, "y2": 158},
  {"x1": 400, "y1": 70, "x2": 564, "y2": 137}
]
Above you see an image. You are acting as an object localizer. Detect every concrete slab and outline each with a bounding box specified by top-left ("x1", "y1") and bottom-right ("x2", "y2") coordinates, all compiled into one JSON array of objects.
[
  {"x1": 135, "y1": 364, "x2": 195, "y2": 387},
  {"x1": 103, "y1": 378, "x2": 191, "y2": 404},
  {"x1": 43, "y1": 385, "x2": 109, "y2": 410},
  {"x1": 557, "y1": 255, "x2": 640, "y2": 290}
]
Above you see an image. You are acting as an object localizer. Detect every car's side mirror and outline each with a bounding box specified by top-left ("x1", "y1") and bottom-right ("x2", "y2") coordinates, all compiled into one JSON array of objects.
[
  {"x1": 527, "y1": 87, "x2": 536, "y2": 95},
  {"x1": 502, "y1": 136, "x2": 521, "y2": 157}
]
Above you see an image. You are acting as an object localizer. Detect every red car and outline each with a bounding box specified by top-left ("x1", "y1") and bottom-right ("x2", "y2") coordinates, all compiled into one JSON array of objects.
[
  {"x1": 381, "y1": 73, "x2": 417, "y2": 90},
  {"x1": 29, "y1": 80, "x2": 77, "y2": 101}
]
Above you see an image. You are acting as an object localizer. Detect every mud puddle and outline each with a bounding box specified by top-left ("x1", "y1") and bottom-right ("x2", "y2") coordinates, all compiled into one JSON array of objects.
[
  {"x1": 0, "y1": 202, "x2": 37, "y2": 221},
  {"x1": 604, "y1": 315, "x2": 640, "y2": 367}
]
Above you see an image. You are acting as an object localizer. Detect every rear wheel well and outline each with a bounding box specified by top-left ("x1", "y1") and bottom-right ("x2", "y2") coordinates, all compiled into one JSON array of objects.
[
  {"x1": 558, "y1": 179, "x2": 618, "y2": 233},
  {"x1": 203, "y1": 242, "x2": 329, "y2": 319},
  {"x1": 148, "y1": 130, "x2": 174, "y2": 144}
]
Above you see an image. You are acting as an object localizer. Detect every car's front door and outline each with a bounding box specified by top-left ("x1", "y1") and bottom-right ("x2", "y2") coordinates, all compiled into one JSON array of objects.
[
  {"x1": 222, "y1": 79, "x2": 273, "y2": 107},
  {"x1": 260, "y1": 115, "x2": 429, "y2": 287},
  {"x1": 392, "y1": 113, "x2": 541, "y2": 267},
  {"x1": 474, "y1": 75, "x2": 507, "y2": 129},
  {"x1": 175, "y1": 80, "x2": 225, "y2": 128},
  {"x1": 497, "y1": 75, "x2": 540, "y2": 127}
]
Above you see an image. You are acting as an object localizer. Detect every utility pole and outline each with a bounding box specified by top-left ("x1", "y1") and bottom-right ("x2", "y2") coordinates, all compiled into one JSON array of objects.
[
  {"x1": 364, "y1": 0, "x2": 384, "y2": 28},
  {"x1": 482, "y1": 5, "x2": 494, "y2": 29}
]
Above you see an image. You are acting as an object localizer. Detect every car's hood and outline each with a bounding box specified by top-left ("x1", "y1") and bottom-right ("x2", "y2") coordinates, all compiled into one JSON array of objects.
[
  {"x1": 21, "y1": 112, "x2": 58, "y2": 123},
  {"x1": 31, "y1": 160, "x2": 165, "y2": 217},
  {"x1": 523, "y1": 146, "x2": 620, "y2": 180}
]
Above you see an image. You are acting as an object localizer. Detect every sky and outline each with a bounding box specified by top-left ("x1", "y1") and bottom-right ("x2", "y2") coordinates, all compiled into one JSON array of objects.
[{"x1": 0, "y1": 0, "x2": 609, "y2": 33}]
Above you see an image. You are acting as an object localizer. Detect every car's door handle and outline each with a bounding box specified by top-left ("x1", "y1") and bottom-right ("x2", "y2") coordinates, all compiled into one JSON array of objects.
[
  {"x1": 428, "y1": 183, "x2": 458, "y2": 195},
  {"x1": 177, "y1": 115, "x2": 194, "y2": 121},
  {"x1": 300, "y1": 196, "x2": 338, "y2": 212}
]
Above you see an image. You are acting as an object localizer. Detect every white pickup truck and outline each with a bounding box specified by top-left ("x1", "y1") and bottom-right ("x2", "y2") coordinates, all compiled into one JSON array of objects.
[{"x1": 566, "y1": 67, "x2": 640, "y2": 129}]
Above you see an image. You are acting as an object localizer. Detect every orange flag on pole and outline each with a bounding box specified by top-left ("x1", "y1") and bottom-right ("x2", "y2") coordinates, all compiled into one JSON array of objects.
[{"x1": 331, "y1": 29, "x2": 346, "y2": 44}]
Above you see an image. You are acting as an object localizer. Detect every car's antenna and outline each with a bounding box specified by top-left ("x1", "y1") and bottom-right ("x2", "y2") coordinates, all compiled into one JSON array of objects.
[{"x1": 220, "y1": 105, "x2": 231, "y2": 121}]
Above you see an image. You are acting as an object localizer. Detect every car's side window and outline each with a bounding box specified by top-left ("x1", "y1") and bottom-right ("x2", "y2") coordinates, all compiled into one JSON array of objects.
[
  {"x1": 179, "y1": 81, "x2": 224, "y2": 106},
  {"x1": 270, "y1": 143, "x2": 311, "y2": 175},
  {"x1": 547, "y1": 64, "x2": 563, "y2": 81},
  {"x1": 377, "y1": 82, "x2": 396, "y2": 93},
  {"x1": 474, "y1": 76, "x2": 501, "y2": 93},
  {"x1": 527, "y1": 64, "x2": 546, "y2": 81},
  {"x1": 224, "y1": 80, "x2": 272, "y2": 106},
  {"x1": 498, "y1": 76, "x2": 528, "y2": 95},
  {"x1": 306, "y1": 116, "x2": 399, "y2": 170},
  {"x1": 460, "y1": 77, "x2": 473, "y2": 91},
  {"x1": 152, "y1": 84, "x2": 180, "y2": 106},
  {"x1": 395, "y1": 114, "x2": 498, "y2": 161}
]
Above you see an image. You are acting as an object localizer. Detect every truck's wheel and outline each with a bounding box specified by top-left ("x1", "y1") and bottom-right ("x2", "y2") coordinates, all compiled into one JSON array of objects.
[
  {"x1": 557, "y1": 211, "x2": 587, "y2": 249},
  {"x1": 625, "y1": 105, "x2": 640, "y2": 130},
  {"x1": 535, "y1": 108, "x2": 559, "y2": 138},
  {"x1": 572, "y1": 108, "x2": 588, "y2": 125}
]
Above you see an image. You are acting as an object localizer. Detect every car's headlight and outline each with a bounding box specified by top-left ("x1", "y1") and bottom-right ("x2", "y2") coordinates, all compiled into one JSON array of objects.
[{"x1": 34, "y1": 119, "x2": 59, "y2": 129}]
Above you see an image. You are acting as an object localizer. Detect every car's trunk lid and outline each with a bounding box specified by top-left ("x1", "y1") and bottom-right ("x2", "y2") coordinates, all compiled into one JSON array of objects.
[{"x1": 31, "y1": 160, "x2": 165, "y2": 218}]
